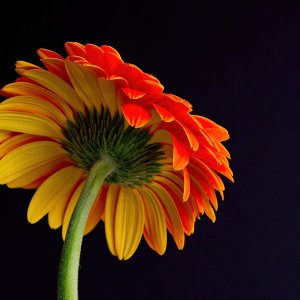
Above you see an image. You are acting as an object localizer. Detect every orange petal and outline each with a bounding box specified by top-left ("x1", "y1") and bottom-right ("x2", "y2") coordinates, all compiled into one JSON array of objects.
[
  {"x1": 191, "y1": 157, "x2": 225, "y2": 199},
  {"x1": 114, "y1": 63, "x2": 159, "y2": 84},
  {"x1": 86, "y1": 44, "x2": 123, "y2": 74},
  {"x1": 154, "y1": 177, "x2": 194, "y2": 235},
  {"x1": 65, "y1": 42, "x2": 87, "y2": 58},
  {"x1": 121, "y1": 103, "x2": 152, "y2": 128},
  {"x1": 190, "y1": 176, "x2": 216, "y2": 222},
  {"x1": 150, "y1": 94, "x2": 191, "y2": 119},
  {"x1": 121, "y1": 87, "x2": 146, "y2": 100},
  {"x1": 40, "y1": 58, "x2": 70, "y2": 84},
  {"x1": 188, "y1": 163, "x2": 218, "y2": 210},
  {"x1": 167, "y1": 132, "x2": 189, "y2": 170},
  {"x1": 196, "y1": 116, "x2": 229, "y2": 141},
  {"x1": 182, "y1": 167, "x2": 191, "y2": 201},
  {"x1": 133, "y1": 79, "x2": 164, "y2": 94},
  {"x1": 151, "y1": 103, "x2": 175, "y2": 122},
  {"x1": 100, "y1": 45, "x2": 123, "y2": 59},
  {"x1": 196, "y1": 150, "x2": 234, "y2": 182},
  {"x1": 171, "y1": 94, "x2": 192, "y2": 110},
  {"x1": 37, "y1": 48, "x2": 64, "y2": 60},
  {"x1": 214, "y1": 140, "x2": 231, "y2": 158}
]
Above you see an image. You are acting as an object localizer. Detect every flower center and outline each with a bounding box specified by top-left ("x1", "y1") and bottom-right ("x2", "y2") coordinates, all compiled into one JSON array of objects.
[{"x1": 61, "y1": 108, "x2": 164, "y2": 186}]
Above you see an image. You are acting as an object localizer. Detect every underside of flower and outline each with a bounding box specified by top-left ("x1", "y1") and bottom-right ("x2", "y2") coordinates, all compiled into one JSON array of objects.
[
  {"x1": 0, "y1": 41, "x2": 235, "y2": 300},
  {"x1": 0, "y1": 42, "x2": 233, "y2": 261},
  {"x1": 62, "y1": 107, "x2": 164, "y2": 186}
]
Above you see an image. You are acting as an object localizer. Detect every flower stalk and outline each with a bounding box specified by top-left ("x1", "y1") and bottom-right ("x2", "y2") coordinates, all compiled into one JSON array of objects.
[{"x1": 57, "y1": 159, "x2": 116, "y2": 300}]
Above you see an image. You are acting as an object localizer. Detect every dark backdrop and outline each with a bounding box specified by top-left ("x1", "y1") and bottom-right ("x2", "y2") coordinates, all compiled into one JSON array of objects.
[{"x1": 1, "y1": 1, "x2": 299, "y2": 299}]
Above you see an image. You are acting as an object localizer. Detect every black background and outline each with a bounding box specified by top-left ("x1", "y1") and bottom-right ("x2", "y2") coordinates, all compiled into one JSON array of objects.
[{"x1": 1, "y1": 1, "x2": 299, "y2": 299}]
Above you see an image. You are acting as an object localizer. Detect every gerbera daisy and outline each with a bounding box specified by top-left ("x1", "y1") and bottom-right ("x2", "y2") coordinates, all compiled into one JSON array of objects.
[{"x1": 0, "y1": 42, "x2": 233, "y2": 299}]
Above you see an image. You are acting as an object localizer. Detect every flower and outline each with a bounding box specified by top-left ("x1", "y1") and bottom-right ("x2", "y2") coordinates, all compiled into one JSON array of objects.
[{"x1": 0, "y1": 42, "x2": 233, "y2": 260}]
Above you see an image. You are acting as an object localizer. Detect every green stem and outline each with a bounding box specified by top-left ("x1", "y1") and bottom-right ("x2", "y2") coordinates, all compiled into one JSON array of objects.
[{"x1": 57, "y1": 159, "x2": 116, "y2": 300}]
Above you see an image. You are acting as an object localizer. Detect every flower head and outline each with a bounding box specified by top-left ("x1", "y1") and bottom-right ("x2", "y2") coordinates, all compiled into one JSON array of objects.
[{"x1": 0, "y1": 42, "x2": 233, "y2": 259}]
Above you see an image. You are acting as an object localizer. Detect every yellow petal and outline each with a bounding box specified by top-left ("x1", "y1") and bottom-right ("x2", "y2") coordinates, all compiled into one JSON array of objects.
[
  {"x1": 47, "y1": 167, "x2": 84, "y2": 229},
  {"x1": 0, "y1": 111, "x2": 63, "y2": 139},
  {"x1": 84, "y1": 185, "x2": 108, "y2": 235},
  {"x1": 150, "y1": 182, "x2": 185, "y2": 250},
  {"x1": 98, "y1": 78, "x2": 118, "y2": 116},
  {"x1": 105, "y1": 185, "x2": 144, "y2": 260},
  {"x1": 0, "y1": 96, "x2": 67, "y2": 127},
  {"x1": 150, "y1": 129, "x2": 173, "y2": 145},
  {"x1": 65, "y1": 60, "x2": 103, "y2": 110},
  {"x1": 1, "y1": 134, "x2": 70, "y2": 188},
  {"x1": 28, "y1": 166, "x2": 83, "y2": 225},
  {"x1": 62, "y1": 180, "x2": 85, "y2": 239},
  {"x1": 2, "y1": 82, "x2": 74, "y2": 121},
  {"x1": 7, "y1": 156, "x2": 70, "y2": 188},
  {"x1": 15, "y1": 61, "x2": 41, "y2": 75},
  {"x1": 0, "y1": 130, "x2": 15, "y2": 143},
  {"x1": 0, "y1": 134, "x2": 44, "y2": 159},
  {"x1": 164, "y1": 171, "x2": 184, "y2": 187},
  {"x1": 104, "y1": 184, "x2": 121, "y2": 256},
  {"x1": 0, "y1": 141, "x2": 67, "y2": 184},
  {"x1": 62, "y1": 181, "x2": 107, "y2": 239},
  {"x1": 23, "y1": 69, "x2": 84, "y2": 112},
  {"x1": 136, "y1": 186, "x2": 167, "y2": 255},
  {"x1": 114, "y1": 187, "x2": 144, "y2": 260}
]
